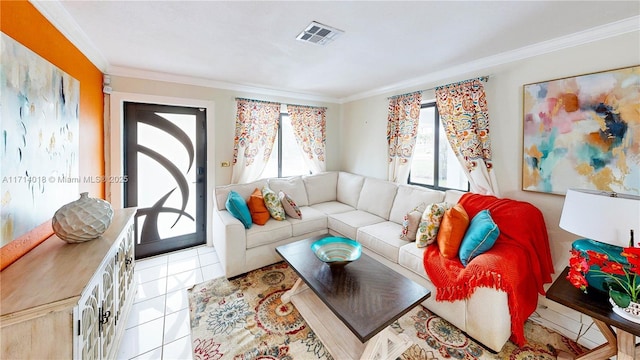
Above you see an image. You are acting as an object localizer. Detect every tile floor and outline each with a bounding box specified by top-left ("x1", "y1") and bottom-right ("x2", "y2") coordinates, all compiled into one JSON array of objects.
[
  {"x1": 117, "y1": 245, "x2": 224, "y2": 360},
  {"x1": 116, "y1": 245, "x2": 609, "y2": 359}
]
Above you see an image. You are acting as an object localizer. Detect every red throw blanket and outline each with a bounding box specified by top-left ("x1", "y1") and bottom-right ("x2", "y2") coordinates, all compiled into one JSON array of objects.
[{"x1": 423, "y1": 193, "x2": 554, "y2": 347}]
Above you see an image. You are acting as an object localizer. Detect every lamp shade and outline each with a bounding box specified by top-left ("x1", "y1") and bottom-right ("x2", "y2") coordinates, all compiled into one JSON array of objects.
[{"x1": 559, "y1": 189, "x2": 640, "y2": 248}]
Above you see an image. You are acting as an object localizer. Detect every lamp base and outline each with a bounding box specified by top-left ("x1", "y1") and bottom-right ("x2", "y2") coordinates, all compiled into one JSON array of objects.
[{"x1": 571, "y1": 239, "x2": 628, "y2": 293}]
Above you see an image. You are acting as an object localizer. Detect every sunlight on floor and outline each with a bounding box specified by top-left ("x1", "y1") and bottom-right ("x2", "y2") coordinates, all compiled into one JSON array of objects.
[{"x1": 117, "y1": 245, "x2": 224, "y2": 359}]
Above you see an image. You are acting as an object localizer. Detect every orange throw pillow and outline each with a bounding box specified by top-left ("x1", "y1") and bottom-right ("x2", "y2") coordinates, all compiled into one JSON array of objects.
[
  {"x1": 247, "y1": 188, "x2": 270, "y2": 225},
  {"x1": 436, "y1": 203, "x2": 470, "y2": 259}
]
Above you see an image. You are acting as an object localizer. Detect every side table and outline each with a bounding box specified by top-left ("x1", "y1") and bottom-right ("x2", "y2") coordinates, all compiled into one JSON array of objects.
[{"x1": 546, "y1": 267, "x2": 640, "y2": 360}]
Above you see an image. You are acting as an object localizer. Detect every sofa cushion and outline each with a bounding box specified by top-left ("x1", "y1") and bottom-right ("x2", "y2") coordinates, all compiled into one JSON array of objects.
[
  {"x1": 459, "y1": 209, "x2": 500, "y2": 266},
  {"x1": 444, "y1": 189, "x2": 466, "y2": 205},
  {"x1": 262, "y1": 185, "x2": 286, "y2": 220},
  {"x1": 268, "y1": 176, "x2": 309, "y2": 207},
  {"x1": 225, "y1": 191, "x2": 252, "y2": 228},
  {"x1": 337, "y1": 172, "x2": 365, "y2": 208},
  {"x1": 389, "y1": 185, "x2": 445, "y2": 224},
  {"x1": 246, "y1": 220, "x2": 292, "y2": 249},
  {"x1": 358, "y1": 222, "x2": 411, "y2": 263},
  {"x1": 437, "y1": 203, "x2": 470, "y2": 259},
  {"x1": 215, "y1": 179, "x2": 267, "y2": 211},
  {"x1": 247, "y1": 188, "x2": 270, "y2": 225},
  {"x1": 398, "y1": 243, "x2": 428, "y2": 280},
  {"x1": 286, "y1": 206, "x2": 327, "y2": 236},
  {"x1": 328, "y1": 210, "x2": 385, "y2": 240},
  {"x1": 303, "y1": 172, "x2": 338, "y2": 205},
  {"x1": 356, "y1": 178, "x2": 398, "y2": 220},
  {"x1": 310, "y1": 201, "x2": 355, "y2": 215},
  {"x1": 416, "y1": 202, "x2": 448, "y2": 248},
  {"x1": 279, "y1": 191, "x2": 302, "y2": 219}
]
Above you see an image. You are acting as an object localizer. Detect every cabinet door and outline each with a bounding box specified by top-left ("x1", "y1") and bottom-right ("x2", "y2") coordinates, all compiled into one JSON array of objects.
[
  {"x1": 76, "y1": 280, "x2": 101, "y2": 360},
  {"x1": 124, "y1": 224, "x2": 135, "y2": 291},
  {"x1": 100, "y1": 256, "x2": 117, "y2": 358},
  {"x1": 117, "y1": 224, "x2": 135, "y2": 325},
  {"x1": 74, "y1": 211, "x2": 136, "y2": 360}
]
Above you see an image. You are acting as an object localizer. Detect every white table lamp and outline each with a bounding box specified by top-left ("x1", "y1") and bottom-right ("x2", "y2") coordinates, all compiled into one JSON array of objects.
[{"x1": 560, "y1": 189, "x2": 640, "y2": 248}]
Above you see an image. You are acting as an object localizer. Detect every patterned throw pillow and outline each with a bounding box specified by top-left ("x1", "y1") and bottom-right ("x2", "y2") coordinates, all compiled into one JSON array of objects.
[
  {"x1": 279, "y1": 191, "x2": 302, "y2": 219},
  {"x1": 416, "y1": 202, "x2": 448, "y2": 248},
  {"x1": 261, "y1": 185, "x2": 286, "y2": 221},
  {"x1": 400, "y1": 203, "x2": 426, "y2": 241}
]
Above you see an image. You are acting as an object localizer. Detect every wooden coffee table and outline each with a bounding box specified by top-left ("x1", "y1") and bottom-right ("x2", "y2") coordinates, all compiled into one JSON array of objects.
[{"x1": 276, "y1": 235, "x2": 431, "y2": 360}]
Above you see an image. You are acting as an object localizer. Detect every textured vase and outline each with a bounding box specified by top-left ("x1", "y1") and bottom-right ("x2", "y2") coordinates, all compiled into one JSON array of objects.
[
  {"x1": 610, "y1": 298, "x2": 640, "y2": 324},
  {"x1": 52, "y1": 192, "x2": 114, "y2": 243}
]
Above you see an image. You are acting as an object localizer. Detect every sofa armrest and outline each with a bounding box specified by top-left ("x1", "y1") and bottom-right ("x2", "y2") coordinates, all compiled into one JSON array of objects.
[{"x1": 212, "y1": 209, "x2": 248, "y2": 278}]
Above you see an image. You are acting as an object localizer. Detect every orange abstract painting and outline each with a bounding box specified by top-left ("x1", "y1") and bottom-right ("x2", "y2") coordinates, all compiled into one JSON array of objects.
[{"x1": 522, "y1": 66, "x2": 640, "y2": 195}]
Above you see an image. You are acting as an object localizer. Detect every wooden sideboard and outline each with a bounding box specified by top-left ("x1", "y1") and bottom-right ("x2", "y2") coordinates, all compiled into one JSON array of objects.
[{"x1": 1, "y1": 208, "x2": 137, "y2": 359}]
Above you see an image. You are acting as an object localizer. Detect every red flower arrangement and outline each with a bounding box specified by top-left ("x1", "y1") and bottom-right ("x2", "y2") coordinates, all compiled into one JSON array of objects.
[{"x1": 568, "y1": 246, "x2": 640, "y2": 308}]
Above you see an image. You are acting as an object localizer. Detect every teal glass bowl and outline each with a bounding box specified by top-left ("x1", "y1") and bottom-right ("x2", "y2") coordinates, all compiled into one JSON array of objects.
[{"x1": 311, "y1": 237, "x2": 362, "y2": 267}]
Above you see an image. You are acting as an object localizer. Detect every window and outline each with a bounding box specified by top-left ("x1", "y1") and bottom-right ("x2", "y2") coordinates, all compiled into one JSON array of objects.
[
  {"x1": 409, "y1": 102, "x2": 469, "y2": 191},
  {"x1": 262, "y1": 113, "x2": 310, "y2": 178}
]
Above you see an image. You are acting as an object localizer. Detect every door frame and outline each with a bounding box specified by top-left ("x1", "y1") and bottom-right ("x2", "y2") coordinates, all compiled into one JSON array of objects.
[{"x1": 108, "y1": 92, "x2": 215, "y2": 247}]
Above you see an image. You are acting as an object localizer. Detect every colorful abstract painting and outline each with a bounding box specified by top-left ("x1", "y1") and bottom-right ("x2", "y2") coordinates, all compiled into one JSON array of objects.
[
  {"x1": 523, "y1": 66, "x2": 640, "y2": 195},
  {"x1": 0, "y1": 33, "x2": 79, "y2": 246}
]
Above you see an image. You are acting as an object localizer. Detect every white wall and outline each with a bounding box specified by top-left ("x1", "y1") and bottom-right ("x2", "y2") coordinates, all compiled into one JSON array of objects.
[
  {"x1": 106, "y1": 30, "x2": 638, "y2": 346},
  {"x1": 340, "y1": 31, "x2": 639, "y2": 346},
  {"x1": 342, "y1": 30, "x2": 638, "y2": 271},
  {"x1": 106, "y1": 77, "x2": 341, "y2": 249},
  {"x1": 107, "y1": 77, "x2": 341, "y2": 186}
]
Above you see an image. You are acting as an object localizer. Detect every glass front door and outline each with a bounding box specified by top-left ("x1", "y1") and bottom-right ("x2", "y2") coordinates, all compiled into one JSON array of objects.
[{"x1": 124, "y1": 102, "x2": 206, "y2": 258}]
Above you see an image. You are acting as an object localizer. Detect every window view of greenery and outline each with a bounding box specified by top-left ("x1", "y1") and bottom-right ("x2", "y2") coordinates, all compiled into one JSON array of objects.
[
  {"x1": 410, "y1": 103, "x2": 468, "y2": 191},
  {"x1": 262, "y1": 114, "x2": 310, "y2": 178}
]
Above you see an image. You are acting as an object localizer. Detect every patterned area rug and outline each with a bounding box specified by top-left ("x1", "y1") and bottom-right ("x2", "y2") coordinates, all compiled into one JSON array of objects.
[{"x1": 188, "y1": 263, "x2": 587, "y2": 359}]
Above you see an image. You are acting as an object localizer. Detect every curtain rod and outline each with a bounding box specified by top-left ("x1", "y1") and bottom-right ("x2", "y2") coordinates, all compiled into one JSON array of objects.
[
  {"x1": 433, "y1": 75, "x2": 490, "y2": 91},
  {"x1": 285, "y1": 103, "x2": 327, "y2": 110},
  {"x1": 235, "y1": 97, "x2": 327, "y2": 110},
  {"x1": 387, "y1": 90, "x2": 423, "y2": 100},
  {"x1": 234, "y1": 97, "x2": 281, "y2": 105},
  {"x1": 387, "y1": 75, "x2": 490, "y2": 100}
]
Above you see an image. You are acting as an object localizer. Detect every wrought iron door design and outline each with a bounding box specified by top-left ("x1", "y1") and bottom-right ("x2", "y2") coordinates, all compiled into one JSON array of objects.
[{"x1": 124, "y1": 103, "x2": 206, "y2": 258}]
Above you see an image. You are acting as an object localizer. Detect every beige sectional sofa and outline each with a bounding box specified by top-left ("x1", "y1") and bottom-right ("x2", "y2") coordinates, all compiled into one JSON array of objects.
[{"x1": 213, "y1": 171, "x2": 511, "y2": 352}]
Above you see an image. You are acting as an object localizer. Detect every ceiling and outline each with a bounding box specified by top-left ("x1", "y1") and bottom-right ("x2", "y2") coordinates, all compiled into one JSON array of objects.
[{"x1": 33, "y1": 1, "x2": 639, "y2": 102}]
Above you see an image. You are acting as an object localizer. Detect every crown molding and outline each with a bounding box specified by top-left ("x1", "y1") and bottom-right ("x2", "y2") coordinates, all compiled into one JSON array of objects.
[
  {"x1": 107, "y1": 66, "x2": 342, "y2": 104},
  {"x1": 30, "y1": 0, "x2": 637, "y2": 104},
  {"x1": 29, "y1": 0, "x2": 109, "y2": 72},
  {"x1": 342, "y1": 16, "x2": 640, "y2": 103},
  {"x1": 31, "y1": 0, "x2": 337, "y2": 102}
]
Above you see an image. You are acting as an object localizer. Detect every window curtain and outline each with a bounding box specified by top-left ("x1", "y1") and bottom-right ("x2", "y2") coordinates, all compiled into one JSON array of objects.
[
  {"x1": 288, "y1": 104, "x2": 327, "y2": 174},
  {"x1": 231, "y1": 99, "x2": 281, "y2": 183},
  {"x1": 435, "y1": 78, "x2": 500, "y2": 196},
  {"x1": 387, "y1": 91, "x2": 422, "y2": 183}
]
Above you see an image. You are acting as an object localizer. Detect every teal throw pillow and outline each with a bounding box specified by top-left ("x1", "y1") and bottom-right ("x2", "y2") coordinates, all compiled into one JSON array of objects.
[
  {"x1": 458, "y1": 209, "x2": 499, "y2": 266},
  {"x1": 225, "y1": 191, "x2": 252, "y2": 229}
]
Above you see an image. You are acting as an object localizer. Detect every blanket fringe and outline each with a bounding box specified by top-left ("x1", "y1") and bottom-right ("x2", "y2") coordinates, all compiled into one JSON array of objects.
[{"x1": 435, "y1": 270, "x2": 504, "y2": 301}]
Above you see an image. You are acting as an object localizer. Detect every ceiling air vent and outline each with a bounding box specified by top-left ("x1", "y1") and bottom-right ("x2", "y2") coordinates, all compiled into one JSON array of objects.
[{"x1": 296, "y1": 21, "x2": 344, "y2": 45}]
